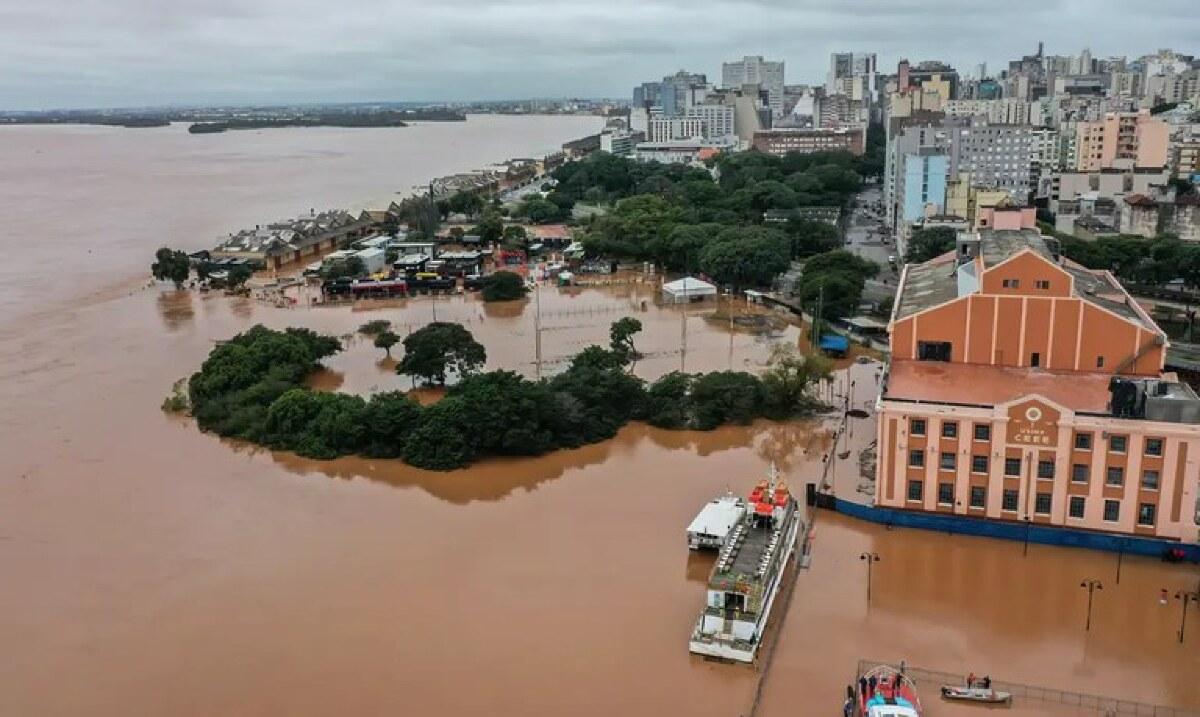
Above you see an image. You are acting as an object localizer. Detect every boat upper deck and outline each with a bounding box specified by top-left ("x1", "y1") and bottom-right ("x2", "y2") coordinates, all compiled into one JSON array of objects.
[{"x1": 709, "y1": 500, "x2": 797, "y2": 592}]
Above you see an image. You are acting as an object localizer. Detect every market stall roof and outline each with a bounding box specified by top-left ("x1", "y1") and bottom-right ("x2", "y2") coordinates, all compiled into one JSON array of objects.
[{"x1": 662, "y1": 277, "x2": 716, "y2": 295}]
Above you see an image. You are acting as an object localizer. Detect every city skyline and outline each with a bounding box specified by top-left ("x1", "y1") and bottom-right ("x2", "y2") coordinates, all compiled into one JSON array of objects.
[{"x1": 1, "y1": 0, "x2": 1197, "y2": 110}]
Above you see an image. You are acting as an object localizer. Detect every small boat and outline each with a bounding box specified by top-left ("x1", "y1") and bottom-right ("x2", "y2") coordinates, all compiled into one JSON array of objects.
[
  {"x1": 857, "y1": 664, "x2": 922, "y2": 716},
  {"x1": 940, "y1": 684, "x2": 1013, "y2": 705}
]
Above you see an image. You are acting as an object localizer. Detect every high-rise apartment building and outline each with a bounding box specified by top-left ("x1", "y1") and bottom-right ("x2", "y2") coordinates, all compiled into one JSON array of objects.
[
  {"x1": 827, "y1": 52, "x2": 878, "y2": 103},
  {"x1": 684, "y1": 104, "x2": 736, "y2": 142},
  {"x1": 1075, "y1": 111, "x2": 1170, "y2": 171},
  {"x1": 722, "y1": 55, "x2": 785, "y2": 117},
  {"x1": 943, "y1": 99, "x2": 1034, "y2": 126},
  {"x1": 953, "y1": 122, "x2": 1038, "y2": 200},
  {"x1": 632, "y1": 71, "x2": 708, "y2": 117},
  {"x1": 646, "y1": 117, "x2": 706, "y2": 143}
]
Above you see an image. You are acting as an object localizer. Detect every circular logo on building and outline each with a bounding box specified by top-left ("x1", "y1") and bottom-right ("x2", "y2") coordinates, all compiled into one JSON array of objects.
[{"x1": 1025, "y1": 406, "x2": 1043, "y2": 422}]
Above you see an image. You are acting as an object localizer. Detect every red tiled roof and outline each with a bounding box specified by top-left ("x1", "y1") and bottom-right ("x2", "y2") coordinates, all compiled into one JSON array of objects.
[
  {"x1": 885, "y1": 360, "x2": 1113, "y2": 413},
  {"x1": 528, "y1": 224, "x2": 572, "y2": 240},
  {"x1": 1123, "y1": 193, "x2": 1157, "y2": 207}
]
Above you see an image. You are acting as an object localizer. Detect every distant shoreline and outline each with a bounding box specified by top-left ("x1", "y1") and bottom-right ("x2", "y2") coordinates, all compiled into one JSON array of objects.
[{"x1": 1, "y1": 108, "x2": 468, "y2": 132}]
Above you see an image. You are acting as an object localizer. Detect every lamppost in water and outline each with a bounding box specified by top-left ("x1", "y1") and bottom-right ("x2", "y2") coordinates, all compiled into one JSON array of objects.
[
  {"x1": 1079, "y1": 579, "x2": 1103, "y2": 632},
  {"x1": 1163, "y1": 587, "x2": 1200, "y2": 644},
  {"x1": 860, "y1": 552, "x2": 881, "y2": 605},
  {"x1": 1022, "y1": 516, "x2": 1032, "y2": 557}
]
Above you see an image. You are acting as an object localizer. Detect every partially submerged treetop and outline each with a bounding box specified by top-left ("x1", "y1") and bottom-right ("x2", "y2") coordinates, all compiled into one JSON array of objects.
[{"x1": 397, "y1": 321, "x2": 486, "y2": 385}]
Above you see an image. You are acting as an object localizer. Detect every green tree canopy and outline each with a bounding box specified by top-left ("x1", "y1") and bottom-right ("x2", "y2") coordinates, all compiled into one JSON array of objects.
[
  {"x1": 517, "y1": 197, "x2": 563, "y2": 224},
  {"x1": 609, "y1": 317, "x2": 643, "y2": 365},
  {"x1": 760, "y1": 345, "x2": 833, "y2": 418},
  {"x1": 225, "y1": 264, "x2": 253, "y2": 289},
  {"x1": 397, "y1": 322, "x2": 487, "y2": 385},
  {"x1": 480, "y1": 271, "x2": 528, "y2": 301},
  {"x1": 152, "y1": 247, "x2": 190, "y2": 288},
  {"x1": 447, "y1": 191, "x2": 485, "y2": 217},
  {"x1": 905, "y1": 226, "x2": 958, "y2": 264},
  {"x1": 472, "y1": 208, "x2": 505, "y2": 244},
  {"x1": 374, "y1": 330, "x2": 400, "y2": 356},
  {"x1": 698, "y1": 227, "x2": 791, "y2": 288},
  {"x1": 358, "y1": 319, "x2": 392, "y2": 336},
  {"x1": 796, "y1": 250, "x2": 880, "y2": 321},
  {"x1": 502, "y1": 225, "x2": 528, "y2": 250},
  {"x1": 689, "y1": 371, "x2": 766, "y2": 430}
]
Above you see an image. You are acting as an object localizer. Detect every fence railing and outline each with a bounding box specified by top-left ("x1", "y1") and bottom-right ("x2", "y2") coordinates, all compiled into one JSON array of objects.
[{"x1": 855, "y1": 660, "x2": 1199, "y2": 716}]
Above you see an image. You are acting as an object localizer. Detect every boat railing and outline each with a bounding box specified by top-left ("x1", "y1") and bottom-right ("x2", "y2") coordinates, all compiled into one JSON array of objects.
[{"x1": 855, "y1": 660, "x2": 1199, "y2": 717}]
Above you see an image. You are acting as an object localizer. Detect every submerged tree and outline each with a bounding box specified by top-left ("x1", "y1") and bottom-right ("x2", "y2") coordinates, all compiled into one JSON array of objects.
[
  {"x1": 226, "y1": 264, "x2": 253, "y2": 289},
  {"x1": 358, "y1": 319, "x2": 392, "y2": 337},
  {"x1": 374, "y1": 330, "x2": 399, "y2": 357},
  {"x1": 397, "y1": 322, "x2": 486, "y2": 385},
  {"x1": 760, "y1": 345, "x2": 833, "y2": 418},
  {"x1": 151, "y1": 247, "x2": 191, "y2": 288},
  {"x1": 609, "y1": 317, "x2": 643, "y2": 366},
  {"x1": 480, "y1": 271, "x2": 527, "y2": 302}
]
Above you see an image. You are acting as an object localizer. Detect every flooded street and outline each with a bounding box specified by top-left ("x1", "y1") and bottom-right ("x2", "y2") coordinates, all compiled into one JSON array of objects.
[{"x1": 1, "y1": 123, "x2": 1197, "y2": 716}]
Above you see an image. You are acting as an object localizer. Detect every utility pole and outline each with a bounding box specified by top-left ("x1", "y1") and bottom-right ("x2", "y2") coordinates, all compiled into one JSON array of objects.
[
  {"x1": 1166, "y1": 587, "x2": 1200, "y2": 644},
  {"x1": 1115, "y1": 539, "x2": 1125, "y2": 585},
  {"x1": 1079, "y1": 579, "x2": 1103, "y2": 631},
  {"x1": 860, "y1": 552, "x2": 881, "y2": 606},
  {"x1": 534, "y1": 283, "x2": 542, "y2": 380},
  {"x1": 680, "y1": 281, "x2": 688, "y2": 373},
  {"x1": 811, "y1": 284, "x2": 825, "y2": 345},
  {"x1": 728, "y1": 293, "x2": 735, "y2": 371}
]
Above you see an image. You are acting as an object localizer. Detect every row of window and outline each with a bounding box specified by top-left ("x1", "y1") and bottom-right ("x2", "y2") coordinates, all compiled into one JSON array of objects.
[
  {"x1": 905, "y1": 481, "x2": 1158, "y2": 525},
  {"x1": 999, "y1": 279, "x2": 1053, "y2": 290},
  {"x1": 908, "y1": 419, "x2": 1164, "y2": 457},
  {"x1": 908, "y1": 451, "x2": 1163, "y2": 489}
]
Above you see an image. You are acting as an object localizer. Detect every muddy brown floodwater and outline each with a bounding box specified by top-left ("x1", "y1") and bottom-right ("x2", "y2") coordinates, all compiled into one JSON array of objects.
[{"x1": 1, "y1": 124, "x2": 1198, "y2": 716}]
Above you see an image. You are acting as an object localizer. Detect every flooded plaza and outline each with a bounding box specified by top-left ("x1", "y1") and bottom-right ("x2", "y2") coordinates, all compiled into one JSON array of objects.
[
  {"x1": 0, "y1": 123, "x2": 1197, "y2": 716},
  {"x1": 1, "y1": 281, "x2": 1196, "y2": 716}
]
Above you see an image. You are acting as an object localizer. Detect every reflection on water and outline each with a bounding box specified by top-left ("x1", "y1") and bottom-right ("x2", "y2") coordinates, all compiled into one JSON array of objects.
[
  {"x1": 268, "y1": 427, "x2": 622, "y2": 504},
  {"x1": 265, "y1": 421, "x2": 805, "y2": 505},
  {"x1": 305, "y1": 367, "x2": 344, "y2": 392},
  {"x1": 228, "y1": 296, "x2": 254, "y2": 319},
  {"x1": 154, "y1": 290, "x2": 193, "y2": 330}
]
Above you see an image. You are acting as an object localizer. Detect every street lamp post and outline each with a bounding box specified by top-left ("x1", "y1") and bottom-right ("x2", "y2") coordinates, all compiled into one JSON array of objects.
[
  {"x1": 1079, "y1": 579, "x2": 1103, "y2": 632},
  {"x1": 1115, "y1": 539, "x2": 1125, "y2": 585},
  {"x1": 1168, "y1": 588, "x2": 1200, "y2": 644},
  {"x1": 860, "y1": 552, "x2": 881, "y2": 605},
  {"x1": 1022, "y1": 516, "x2": 1032, "y2": 557}
]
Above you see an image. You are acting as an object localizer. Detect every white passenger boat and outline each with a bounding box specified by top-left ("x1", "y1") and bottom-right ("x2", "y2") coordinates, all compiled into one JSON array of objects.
[
  {"x1": 688, "y1": 468, "x2": 802, "y2": 663},
  {"x1": 686, "y1": 492, "x2": 747, "y2": 550}
]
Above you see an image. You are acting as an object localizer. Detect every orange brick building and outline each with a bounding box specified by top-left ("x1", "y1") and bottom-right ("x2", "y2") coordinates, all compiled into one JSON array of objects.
[{"x1": 875, "y1": 229, "x2": 1200, "y2": 545}]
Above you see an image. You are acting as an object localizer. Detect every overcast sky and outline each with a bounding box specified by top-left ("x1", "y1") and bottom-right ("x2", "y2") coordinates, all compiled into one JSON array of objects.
[{"x1": 1, "y1": 0, "x2": 1195, "y2": 110}]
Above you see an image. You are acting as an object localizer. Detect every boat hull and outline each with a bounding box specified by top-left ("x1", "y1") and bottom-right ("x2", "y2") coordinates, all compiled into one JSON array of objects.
[
  {"x1": 688, "y1": 512, "x2": 801, "y2": 663},
  {"x1": 940, "y1": 686, "x2": 1012, "y2": 704}
]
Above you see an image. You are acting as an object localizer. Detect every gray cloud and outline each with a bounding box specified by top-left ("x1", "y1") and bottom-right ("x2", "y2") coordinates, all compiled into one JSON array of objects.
[{"x1": 0, "y1": 0, "x2": 1195, "y2": 109}]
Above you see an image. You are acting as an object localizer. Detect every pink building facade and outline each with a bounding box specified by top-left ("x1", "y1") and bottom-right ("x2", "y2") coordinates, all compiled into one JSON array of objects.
[
  {"x1": 1076, "y1": 111, "x2": 1170, "y2": 171},
  {"x1": 875, "y1": 229, "x2": 1200, "y2": 546}
]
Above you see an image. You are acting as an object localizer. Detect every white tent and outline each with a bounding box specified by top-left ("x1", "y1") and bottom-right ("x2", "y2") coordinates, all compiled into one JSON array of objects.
[{"x1": 661, "y1": 276, "x2": 717, "y2": 303}]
